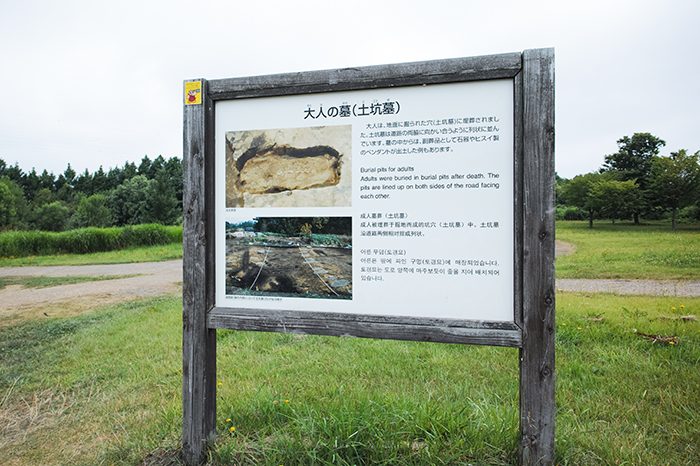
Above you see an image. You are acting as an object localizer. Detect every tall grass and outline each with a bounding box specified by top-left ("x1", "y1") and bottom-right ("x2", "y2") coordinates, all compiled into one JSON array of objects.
[{"x1": 0, "y1": 224, "x2": 182, "y2": 258}]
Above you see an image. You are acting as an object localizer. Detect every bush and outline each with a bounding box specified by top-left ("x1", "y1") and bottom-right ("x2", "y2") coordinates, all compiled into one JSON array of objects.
[
  {"x1": 679, "y1": 205, "x2": 700, "y2": 222},
  {"x1": 70, "y1": 194, "x2": 113, "y2": 228},
  {"x1": 33, "y1": 201, "x2": 71, "y2": 231},
  {"x1": 556, "y1": 205, "x2": 586, "y2": 221},
  {"x1": 0, "y1": 224, "x2": 183, "y2": 257}
]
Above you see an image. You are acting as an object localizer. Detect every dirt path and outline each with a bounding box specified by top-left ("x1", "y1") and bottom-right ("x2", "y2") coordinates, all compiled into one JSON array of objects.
[{"x1": 0, "y1": 260, "x2": 181, "y2": 326}]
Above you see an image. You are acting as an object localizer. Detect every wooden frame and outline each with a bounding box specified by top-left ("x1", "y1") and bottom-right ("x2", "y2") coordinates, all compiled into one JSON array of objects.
[{"x1": 183, "y1": 48, "x2": 554, "y2": 465}]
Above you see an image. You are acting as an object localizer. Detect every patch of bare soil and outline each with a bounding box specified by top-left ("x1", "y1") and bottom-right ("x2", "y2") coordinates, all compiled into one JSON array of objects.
[{"x1": 226, "y1": 240, "x2": 351, "y2": 299}]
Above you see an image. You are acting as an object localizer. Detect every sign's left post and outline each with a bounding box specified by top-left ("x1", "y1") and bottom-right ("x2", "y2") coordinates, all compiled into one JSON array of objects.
[{"x1": 182, "y1": 79, "x2": 217, "y2": 465}]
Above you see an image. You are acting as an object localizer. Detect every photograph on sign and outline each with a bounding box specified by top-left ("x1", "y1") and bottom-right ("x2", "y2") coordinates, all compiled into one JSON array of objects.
[
  {"x1": 225, "y1": 125, "x2": 352, "y2": 208},
  {"x1": 215, "y1": 79, "x2": 514, "y2": 321},
  {"x1": 225, "y1": 216, "x2": 352, "y2": 299}
]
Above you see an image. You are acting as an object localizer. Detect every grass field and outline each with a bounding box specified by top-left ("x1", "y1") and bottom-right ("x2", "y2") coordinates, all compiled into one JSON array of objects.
[
  {"x1": 556, "y1": 221, "x2": 700, "y2": 279},
  {"x1": 0, "y1": 293, "x2": 697, "y2": 465},
  {"x1": 1, "y1": 220, "x2": 698, "y2": 464},
  {"x1": 0, "y1": 242, "x2": 182, "y2": 267}
]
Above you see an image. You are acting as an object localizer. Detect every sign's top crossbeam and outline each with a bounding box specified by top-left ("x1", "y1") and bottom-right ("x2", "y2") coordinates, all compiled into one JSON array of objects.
[{"x1": 205, "y1": 52, "x2": 524, "y2": 100}]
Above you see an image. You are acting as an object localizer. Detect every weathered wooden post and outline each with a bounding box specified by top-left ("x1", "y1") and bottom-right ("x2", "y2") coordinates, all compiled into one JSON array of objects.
[
  {"x1": 519, "y1": 48, "x2": 556, "y2": 465},
  {"x1": 182, "y1": 79, "x2": 217, "y2": 465},
  {"x1": 182, "y1": 49, "x2": 555, "y2": 465}
]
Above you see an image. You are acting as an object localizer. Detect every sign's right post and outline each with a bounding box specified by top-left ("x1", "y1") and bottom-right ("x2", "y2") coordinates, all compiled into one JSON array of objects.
[{"x1": 519, "y1": 48, "x2": 555, "y2": 465}]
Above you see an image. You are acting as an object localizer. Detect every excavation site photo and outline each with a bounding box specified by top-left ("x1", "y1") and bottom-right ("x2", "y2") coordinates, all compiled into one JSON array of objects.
[{"x1": 225, "y1": 217, "x2": 352, "y2": 300}]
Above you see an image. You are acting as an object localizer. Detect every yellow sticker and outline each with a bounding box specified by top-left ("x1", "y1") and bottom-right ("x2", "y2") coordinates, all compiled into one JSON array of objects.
[{"x1": 184, "y1": 80, "x2": 202, "y2": 105}]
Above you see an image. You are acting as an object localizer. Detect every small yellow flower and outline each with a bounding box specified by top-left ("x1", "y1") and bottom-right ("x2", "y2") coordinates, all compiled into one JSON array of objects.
[
  {"x1": 680, "y1": 304, "x2": 685, "y2": 310},
  {"x1": 672, "y1": 306, "x2": 677, "y2": 312},
  {"x1": 229, "y1": 426, "x2": 236, "y2": 433},
  {"x1": 284, "y1": 399, "x2": 290, "y2": 404},
  {"x1": 225, "y1": 418, "x2": 232, "y2": 423},
  {"x1": 217, "y1": 380, "x2": 223, "y2": 387}
]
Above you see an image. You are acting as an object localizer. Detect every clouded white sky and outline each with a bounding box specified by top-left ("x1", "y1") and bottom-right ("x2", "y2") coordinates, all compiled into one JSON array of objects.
[{"x1": 1, "y1": 0, "x2": 697, "y2": 178}]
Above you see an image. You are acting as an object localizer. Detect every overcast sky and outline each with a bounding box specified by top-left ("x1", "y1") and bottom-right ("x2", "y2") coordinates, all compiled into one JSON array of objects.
[{"x1": 1, "y1": 0, "x2": 697, "y2": 179}]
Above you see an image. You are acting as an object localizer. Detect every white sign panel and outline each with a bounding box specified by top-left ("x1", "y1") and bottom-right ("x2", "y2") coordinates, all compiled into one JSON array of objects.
[{"x1": 215, "y1": 79, "x2": 514, "y2": 321}]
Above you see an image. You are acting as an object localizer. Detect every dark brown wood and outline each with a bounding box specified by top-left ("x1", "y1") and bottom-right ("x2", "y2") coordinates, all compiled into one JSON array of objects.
[
  {"x1": 207, "y1": 52, "x2": 521, "y2": 100},
  {"x1": 208, "y1": 307, "x2": 522, "y2": 347},
  {"x1": 519, "y1": 48, "x2": 556, "y2": 466},
  {"x1": 182, "y1": 79, "x2": 217, "y2": 466}
]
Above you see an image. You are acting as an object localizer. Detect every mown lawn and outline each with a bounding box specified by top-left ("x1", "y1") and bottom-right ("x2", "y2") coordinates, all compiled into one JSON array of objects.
[
  {"x1": 1, "y1": 293, "x2": 697, "y2": 465},
  {"x1": 556, "y1": 221, "x2": 700, "y2": 279}
]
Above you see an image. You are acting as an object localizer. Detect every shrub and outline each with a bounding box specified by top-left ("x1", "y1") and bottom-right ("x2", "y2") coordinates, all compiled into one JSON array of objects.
[
  {"x1": 679, "y1": 205, "x2": 700, "y2": 222},
  {"x1": 33, "y1": 201, "x2": 71, "y2": 231},
  {"x1": 556, "y1": 205, "x2": 586, "y2": 221},
  {"x1": 70, "y1": 194, "x2": 113, "y2": 228}
]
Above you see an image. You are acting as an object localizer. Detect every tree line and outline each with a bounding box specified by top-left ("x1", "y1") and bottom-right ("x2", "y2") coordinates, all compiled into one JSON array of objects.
[
  {"x1": 254, "y1": 217, "x2": 352, "y2": 236},
  {"x1": 0, "y1": 156, "x2": 182, "y2": 231},
  {"x1": 557, "y1": 133, "x2": 700, "y2": 229}
]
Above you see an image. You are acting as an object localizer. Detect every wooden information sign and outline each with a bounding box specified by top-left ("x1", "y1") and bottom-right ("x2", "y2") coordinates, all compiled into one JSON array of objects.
[{"x1": 183, "y1": 48, "x2": 555, "y2": 465}]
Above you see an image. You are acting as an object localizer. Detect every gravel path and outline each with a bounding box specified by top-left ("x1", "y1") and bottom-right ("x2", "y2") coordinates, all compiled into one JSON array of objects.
[
  {"x1": 557, "y1": 279, "x2": 700, "y2": 297},
  {"x1": 0, "y1": 260, "x2": 180, "y2": 278}
]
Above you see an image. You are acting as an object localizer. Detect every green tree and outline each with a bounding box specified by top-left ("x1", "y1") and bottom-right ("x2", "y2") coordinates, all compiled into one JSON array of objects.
[
  {"x1": 0, "y1": 177, "x2": 28, "y2": 230},
  {"x1": 162, "y1": 157, "x2": 183, "y2": 209},
  {"x1": 73, "y1": 169, "x2": 92, "y2": 194},
  {"x1": 63, "y1": 164, "x2": 77, "y2": 187},
  {"x1": 602, "y1": 132, "x2": 665, "y2": 223},
  {"x1": 34, "y1": 201, "x2": 70, "y2": 231},
  {"x1": 39, "y1": 169, "x2": 55, "y2": 191},
  {"x1": 589, "y1": 179, "x2": 640, "y2": 223},
  {"x1": 31, "y1": 187, "x2": 55, "y2": 208},
  {"x1": 559, "y1": 172, "x2": 603, "y2": 228},
  {"x1": 649, "y1": 150, "x2": 700, "y2": 230},
  {"x1": 70, "y1": 194, "x2": 113, "y2": 228},
  {"x1": 122, "y1": 161, "x2": 138, "y2": 180},
  {"x1": 137, "y1": 156, "x2": 152, "y2": 177},
  {"x1": 91, "y1": 166, "x2": 109, "y2": 194},
  {"x1": 109, "y1": 175, "x2": 152, "y2": 225},
  {"x1": 22, "y1": 168, "x2": 41, "y2": 200},
  {"x1": 2, "y1": 162, "x2": 24, "y2": 186},
  {"x1": 147, "y1": 170, "x2": 179, "y2": 224}
]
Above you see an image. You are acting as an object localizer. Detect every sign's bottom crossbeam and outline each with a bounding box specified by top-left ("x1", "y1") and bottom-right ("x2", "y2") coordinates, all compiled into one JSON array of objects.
[{"x1": 207, "y1": 307, "x2": 522, "y2": 347}]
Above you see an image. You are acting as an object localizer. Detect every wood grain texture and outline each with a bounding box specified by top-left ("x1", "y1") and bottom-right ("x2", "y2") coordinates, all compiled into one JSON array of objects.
[
  {"x1": 513, "y1": 70, "x2": 524, "y2": 329},
  {"x1": 208, "y1": 53, "x2": 521, "y2": 100},
  {"x1": 208, "y1": 307, "x2": 522, "y2": 347},
  {"x1": 519, "y1": 48, "x2": 556, "y2": 466},
  {"x1": 182, "y1": 79, "x2": 217, "y2": 466}
]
